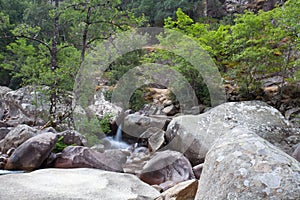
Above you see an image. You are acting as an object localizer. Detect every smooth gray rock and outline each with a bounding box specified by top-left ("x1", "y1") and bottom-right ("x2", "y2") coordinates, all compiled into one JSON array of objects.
[
  {"x1": 165, "y1": 101, "x2": 296, "y2": 165},
  {"x1": 0, "y1": 124, "x2": 38, "y2": 153},
  {"x1": 0, "y1": 168, "x2": 160, "y2": 200},
  {"x1": 123, "y1": 114, "x2": 169, "y2": 138},
  {"x1": 196, "y1": 127, "x2": 300, "y2": 200}
]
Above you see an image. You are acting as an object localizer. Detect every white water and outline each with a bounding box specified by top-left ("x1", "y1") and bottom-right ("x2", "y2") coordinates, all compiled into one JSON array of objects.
[
  {"x1": 104, "y1": 124, "x2": 129, "y2": 149},
  {"x1": 114, "y1": 124, "x2": 122, "y2": 142}
]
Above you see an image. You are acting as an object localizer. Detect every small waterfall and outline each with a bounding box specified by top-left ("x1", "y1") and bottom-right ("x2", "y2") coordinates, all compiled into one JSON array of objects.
[
  {"x1": 115, "y1": 124, "x2": 122, "y2": 142},
  {"x1": 104, "y1": 123, "x2": 129, "y2": 149}
]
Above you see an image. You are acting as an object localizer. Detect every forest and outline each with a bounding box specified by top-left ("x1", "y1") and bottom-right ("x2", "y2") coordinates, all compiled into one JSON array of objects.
[{"x1": 0, "y1": 0, "x2": 299, "y2": 122}]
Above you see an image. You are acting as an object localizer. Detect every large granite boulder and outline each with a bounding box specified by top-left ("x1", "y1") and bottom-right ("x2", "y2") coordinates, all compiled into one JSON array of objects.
[
  {"x1": 0, "y1": 168, "x2": 160, "y2": 200},
  {"x1": 139, "y1": 150, "x2": 195, "y2": 191},
  {"x1": 5, "y1": 132, "x2": 58, "y2": 170},
  {"x1": 166, "y1": 101, "x2": 298, "y2": 165},
  {"x1": 54, "y1": 146, "x2": 128, "y2": 172},
  {"x1": 0, "y1": 124, "x2": 38, "y2": 154},
  {"x1": 196, "y1": 127, "x2": 300, "y2": 200},
  {"x1": 123, "y1": 114, "x2": 170, "y2": 139}
]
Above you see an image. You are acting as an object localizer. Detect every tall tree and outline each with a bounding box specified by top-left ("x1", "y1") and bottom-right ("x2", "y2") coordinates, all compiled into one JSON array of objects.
[{"x1": 60, "y1": 0, "x2": 143, "y2": 63}]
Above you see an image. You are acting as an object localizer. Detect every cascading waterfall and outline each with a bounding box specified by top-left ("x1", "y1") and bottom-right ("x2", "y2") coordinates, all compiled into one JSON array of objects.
[
  {"x1": 114, "y1": 123, "x2": 122, "y2": 142},
  {"x1": 105, "y1": 123, "x2": 129, "y2": 149}
]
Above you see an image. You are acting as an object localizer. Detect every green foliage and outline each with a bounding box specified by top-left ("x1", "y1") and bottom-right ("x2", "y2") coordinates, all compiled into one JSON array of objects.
[
  {"x1": 163, "y1": 4, "x2": 300, "y2": 101},
  {"x1": 129, "y1": 87, "x2": 149, "y2": 111},
  {"x1": 53, "y1": 136, "x2": 75, "y2": 153},
  {"x1": 122, "y1": 0, "x2": 203, "y2": 26},
  {"x1": 99, "y1": 113, "x2": 113, "y2": 134}
]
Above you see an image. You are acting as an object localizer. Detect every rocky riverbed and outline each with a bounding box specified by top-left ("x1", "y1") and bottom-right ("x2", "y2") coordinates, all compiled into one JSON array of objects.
[{"x1": 0, "y1": 86, "x2": 299, "y2": 199}]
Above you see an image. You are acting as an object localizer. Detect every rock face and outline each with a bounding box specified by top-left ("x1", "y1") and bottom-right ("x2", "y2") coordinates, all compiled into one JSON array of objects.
[
  {"x1": 88, "y1": 86, "x2": 123, "y2": 121},
  {"x1": 5, "y1": 132, "x2": 58, "y2": 171},
  {"x1": 54, "y1": 146, "x2": 127, "y2": 172},
  {"x1": 2, "y1": 86, "x2": 49, "y2": 127},
  {"x1": 166, "y1": 101, "x2": 296, "y2": 165},
  {"x1": 0, "y1": 124, "x2": 38, "y2": 154},
  {"x1": 0, "y1": 168, "x2": 160, "y2": 200},
  {"x1": 196, "y1": 127, "x2": 300, "y2": 200},
  {"x1": 222, "y1": 0, "x2": 283, "y2": 14},
  {"x1": 139, "y1": 150, "x2": 195, "y2": 191}
]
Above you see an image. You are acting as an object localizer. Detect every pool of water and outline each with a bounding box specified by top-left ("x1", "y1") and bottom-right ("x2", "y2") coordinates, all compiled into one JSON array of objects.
[{"x1": 0, "y1": 170, "x2": 26, "y2": 176}]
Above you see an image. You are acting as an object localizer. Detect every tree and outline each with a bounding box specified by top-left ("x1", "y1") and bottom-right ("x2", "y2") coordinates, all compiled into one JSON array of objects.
[
  {"x1": 60, "y1": 0, "x2": 144, "y2": 63},
  {"x1": 0, "y1": 0, "x2": 144, "y2": 127}
]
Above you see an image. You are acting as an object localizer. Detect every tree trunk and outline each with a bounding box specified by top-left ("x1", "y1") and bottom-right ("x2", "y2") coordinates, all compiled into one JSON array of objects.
[
  {"x1": 81, "y1": 6, "x2": 92, "y2": 64},
  {"x1": 50, "y1": 0, "x2": 60, "y2": 118},
  {"x1": 203, "y1": 0, "x2": 208, "y2": 17}
]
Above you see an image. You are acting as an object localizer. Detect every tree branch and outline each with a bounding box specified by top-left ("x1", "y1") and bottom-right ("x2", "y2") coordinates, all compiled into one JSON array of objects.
[{"x1": 1, "y1": 35, "x2": 52, "y2": 52}]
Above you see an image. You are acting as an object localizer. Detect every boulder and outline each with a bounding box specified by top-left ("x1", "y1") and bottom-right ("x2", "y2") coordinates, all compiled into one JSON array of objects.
[
  {"x1": 292, "y1": 144, "x2": 300, "y2": 162},
  {"x1": 0, "y1": 153, "x2": 8, "y2": 169},
  {"x1": 56, "y1": 130, "x2": 87, "y2": 146},
  {"x1": 139, "y1": 150, "x2": 195, "y2": 191},
  {"x1": 140, "y1": 127, "x2": 165, "y2": 152},
  {"x1": 156, "y1": 179, "x2": 198, "y2": 200},
  {"x1": 192, "y1": 163, "x2": 204, "y2": 179},
  {"x1": 0, "y1": 124, "x2": 38, "y2": 154},
  {"x1": 0, "y1": 127, "x2": 11, "y2": 140},
  {"x1": 123, "y1": 114, "x2": 169, "y2": 139},
  {"x1": 54, "y1": 146, "x2": 127, "y2": 172},
  {"x1": 165, "y1": 101, "x2": 296, "y2": 165},
  {"x1": 196, "y1": 127, "x2": 300, "y2": 200},
  {"x1": 0, "y1": 168, "x2": 160, "y2": 200},
  {"x1": 162, "y1": 104, "x2": 178, "y2": 116},
  {"x1": 5, "y1": 132, "x2": 58, "y2": 171},
  {"x1": 0, "y1": 86, "x2": 12, "y2": 121},
  {"x1": 3, "y1": 86, "x2": 49, "y2": 126},
  {"x1": 122, "y1": 147, "x2": 151, "y2": 175}
]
